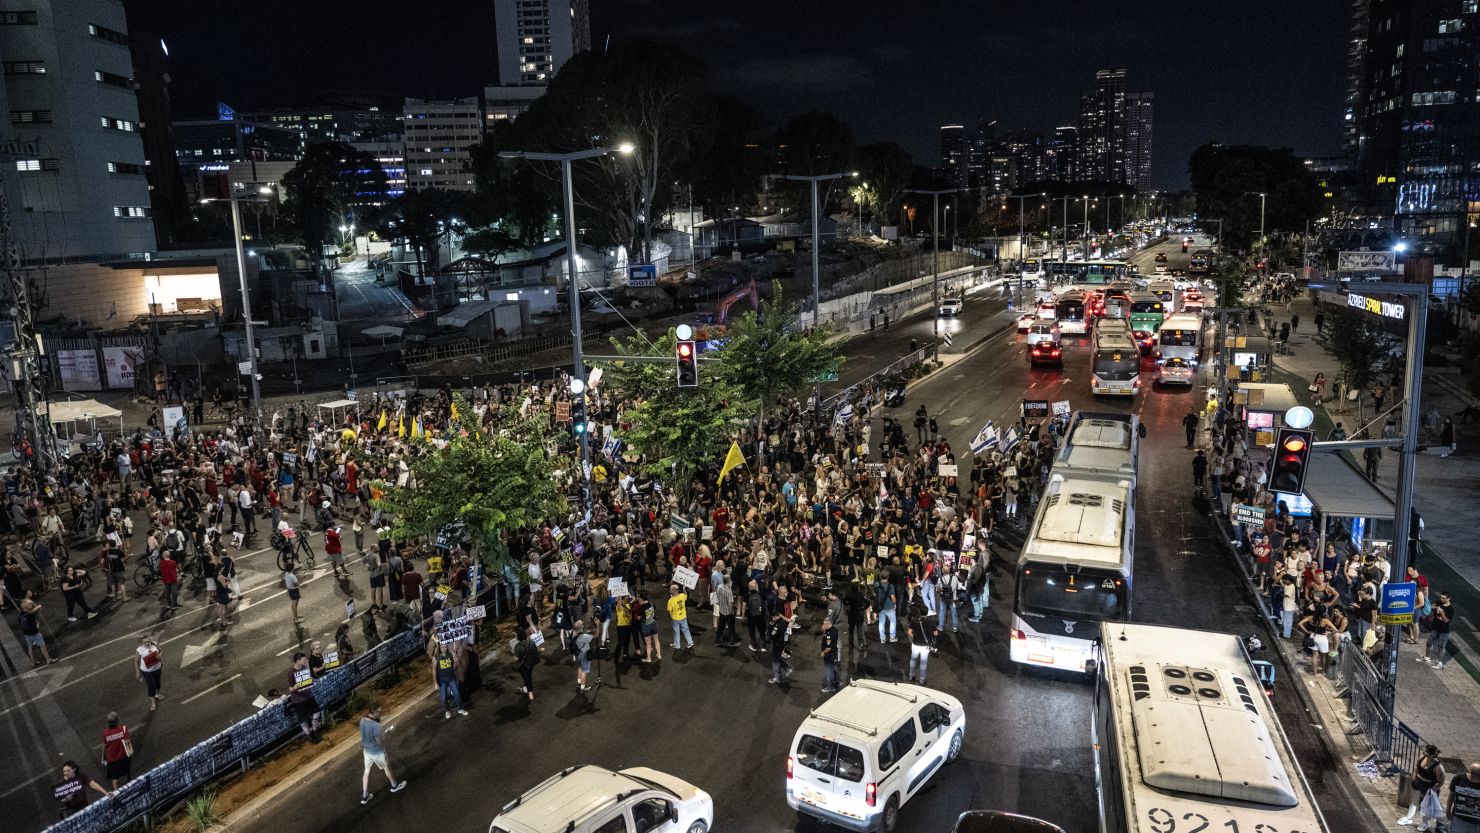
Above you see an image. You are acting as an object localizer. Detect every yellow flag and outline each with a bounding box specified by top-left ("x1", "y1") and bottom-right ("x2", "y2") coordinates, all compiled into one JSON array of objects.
[
  {"x1": 376, "y1": 410, "x2": 388, "y2": 431},
  {"x1": 397, "y1": 414, "x2": 406, "y2": 438},
  {"x1": 718, "y1": 441, "x2": 746, "y2": 483},
  {"x1": 412, "y1": 417, "x2": 423, "y2": 439},
  {"x1": 450, "y1": 401, "x2": 460, "y2": 422}
]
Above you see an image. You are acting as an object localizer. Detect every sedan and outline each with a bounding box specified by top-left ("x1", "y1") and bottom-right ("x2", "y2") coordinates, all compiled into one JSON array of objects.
[
  {"x1": 1133, "y1": 330, "x2": 1156, "y2": 355},
  {"x1": 1016, "y1": 312, "x2": 1038, "y2": 331},
  {"x1": 1156, "y1": 356, "x2": 1195, "y2": 386},
  {"x1": 1028, "y1": 340, "x2": 1064, "y2": 367}
]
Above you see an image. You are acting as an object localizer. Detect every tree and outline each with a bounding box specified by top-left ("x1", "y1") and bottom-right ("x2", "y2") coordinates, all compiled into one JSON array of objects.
[
  {"x1": 682, "y1": 95, "x2": 768, "y2": 221},
  {"x1": 1187, "y1": 144, "x2": 1324, "y2": 253},
  {"x1": 851, "y1": 142, "x2": 913, "y2": 228},
  {"x1": 1317, "y1": 307, "x2": 1400, "y2": 425},
  {"x1": 376, "y1": 403, "x2": 568, "y2": 574},
  {"x1": 467, "y1": 121, "x2": 559, "y2": 246},
  {"x1": 281, "y1": 142, "x2": 389, "y2": 277},
  {"x1": 715, "y1": 283, "x2": 841, "y2": 426},
  {"x1": 376, "y1": 188, "x2": 464, "y2": 275},
  {"x1": 602, "y1": 331, "x2": 750, "y2": 495}
]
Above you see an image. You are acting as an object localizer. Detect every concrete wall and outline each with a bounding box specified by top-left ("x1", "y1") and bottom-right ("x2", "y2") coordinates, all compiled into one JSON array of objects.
[{"x1": 36, "y1": 255, "x2": 240, "y2": 329}]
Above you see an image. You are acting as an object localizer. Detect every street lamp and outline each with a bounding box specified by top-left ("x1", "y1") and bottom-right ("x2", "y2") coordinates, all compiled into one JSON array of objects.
[
  {"x1": 499, "y1": 144, "x2": 636, "y2": 513},
  {"x1": 783, "y1": 172, "x2": 856, "y2": 333},
  {"x1": 907, "y1": 187, "x2": 963, "y2": 359},
  {"x1": 1244, "y1": 191, "x2": 1267, "y2": 258},
  {"x1": 200, "y1": 184, "x2": 275, "y2": 419}
]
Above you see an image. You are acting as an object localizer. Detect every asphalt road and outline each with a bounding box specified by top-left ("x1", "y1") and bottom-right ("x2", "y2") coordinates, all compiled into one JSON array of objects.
[{"x1": 225, "y1": 236, "x2": 1374, "y2": 833}]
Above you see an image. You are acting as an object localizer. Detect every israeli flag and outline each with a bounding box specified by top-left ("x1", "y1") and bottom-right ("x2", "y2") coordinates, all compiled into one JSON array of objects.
[
  {"x1": 602, "y1": 436, "x2": 622, "y2": 460},
  {"x1": 1003, "y1": 427, "x2": 1021, "y2": 452},
  {"x1": 833, "y1": 402, "x2": 854, "y2": 427},
  {"x1": 970, "y1": 421, "x2": 998, "y2": 455}
]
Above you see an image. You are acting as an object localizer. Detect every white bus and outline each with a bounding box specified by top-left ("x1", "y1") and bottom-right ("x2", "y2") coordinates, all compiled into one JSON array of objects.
[
  {"x1": 1010, "y1": 470, "x2": 1134, "y2": 673},
  {"x1": 1094, "y1": 624, "x2": 1330, "y2": 833},
  {"x1": 1148, "y1": 281, "x2": 1179, "y2": 314},
  {"x1": 1156, "y1": 312, "x2": 1204, "y2": 368},
  {"x1": 1091, "y1": 319, "x2": 1141, "y2": 397},
  {"x1": 1055, "y1": 411, "x2": 1140, "y2": 481},
  {"x1": 1055, "y1": 291, "x2": 1090, "y2": 335}
]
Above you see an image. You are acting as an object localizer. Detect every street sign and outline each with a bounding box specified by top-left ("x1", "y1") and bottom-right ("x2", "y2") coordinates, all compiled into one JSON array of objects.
[
  {"x1": 1233, "y1": 504, "x2": 1265, "y2": 527},
  {"x1": 1379, "y1": 581, "x2": 1418, "y2": 625},
  {"x1": 627, "y1": 263, "x2": 658, "y2": 287}
]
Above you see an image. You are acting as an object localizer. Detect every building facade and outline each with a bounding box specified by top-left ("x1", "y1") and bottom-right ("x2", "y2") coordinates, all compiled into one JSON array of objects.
[
  {"x1": 1351, "y1": 0, "x2": 1480, "y2": 251},
  {"x1": 0, "y1": 0, "x2": 157, "y2": 261},
  {"x1": 938, "y1": 124, "x2": 967, "y2": 188},
  {"x1": 403, "y1": 97, "x2": 482, "y2": 192},
  {"x1": 1124, "y1": 92, "x2": 1154, "y2": 191},
  {"x1": 493, "y1": 0, "x2": 590, "y2": 87}
]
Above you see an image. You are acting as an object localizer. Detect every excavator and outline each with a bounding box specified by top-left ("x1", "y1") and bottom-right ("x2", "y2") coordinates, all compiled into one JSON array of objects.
[{"x1": 694, "y1": 281, "x2": 760, "y2": 341}]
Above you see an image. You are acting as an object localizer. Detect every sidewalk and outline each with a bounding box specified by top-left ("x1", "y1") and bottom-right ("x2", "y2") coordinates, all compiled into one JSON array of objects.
[{"x1": 1260, "y1": 294, "x2": 1480, "y2": 795}]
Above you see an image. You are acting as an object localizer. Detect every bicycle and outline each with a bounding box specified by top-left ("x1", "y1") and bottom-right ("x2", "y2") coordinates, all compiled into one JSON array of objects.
[
  {"x1": 276, "y1": 532, "x2": 317, "y2": 572},
  {"x1": 133, "y1": 554, "x2": 160, "y2": 589}
]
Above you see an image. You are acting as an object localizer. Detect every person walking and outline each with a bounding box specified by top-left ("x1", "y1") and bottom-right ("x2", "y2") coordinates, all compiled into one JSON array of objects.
[
  {"x1": 1183, "y1": 410, "x2": 1200, "y2": 448},
  {"x1": 61, "y1": 566, "x2": 96, "y2": 622},
  {"x1": 636, "y1": 589, "x2": 661, "y2": 663},
  {"x1": 513, "y1": 626, "x2": 539, "y2": 701},
  {"x1": 325, "y1": 527, "x2": 347, "y2": 579},
  {"x1": 19, "y1": 597, "x2": 54, "y2": 666},
  {"x1": 966, "y1": 562, "x2": 988, "y2": 622},
  {"x1": 767, "y1": 610, "x2": 792, "y2": 684},
  {"x1": 135, "y1": 636, "x2": 164, "y2": 711},
  {"x1": 819, "y1": 617, "x2": 841, "y2": 693},
  {"x1": 745, "y1": 580, "x2": 767, "y2": 652},
  {"x1": 54, "y1": 761, "x2": 110, "y2": 818},
  {"x1": 358, "y1": 703, "x2": 407, "y2": 804},
  {"x1": 713, "y1": 575, "x2": 737, "y2": 646},
  {"x1": 100, "y1": 712, "x2": 133, "y2": 789},
  {"x1": 573, "y1": 621, "x2": 594, "y2": 692},
  {"x1": 102, "y1": 541, "x2": 128, "y2": 602},
  {"x1": 1447, "y1": 762, "x2": 1480, "y2": 833},
  {"x1": 1192, "y1": 449, "x2": 1209, "y2": 493},
  {"x1": 1422, "y1": 592, "x2": 1453, "y2": 669},
  {"x1": 906, "y1": 595, "x2": 937, "y2": 684},
  {"x1": 1398, "y1": 744, "x2": 1446, "y2": 829},
  {"x1": 432, "y1": 642, "x2": 467, "y2": 719},
  {"x1": 158, "y1": 549, "x2": 180, "y2": 617}
]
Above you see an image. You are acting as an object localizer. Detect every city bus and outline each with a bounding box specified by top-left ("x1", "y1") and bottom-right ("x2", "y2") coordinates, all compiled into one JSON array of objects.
[
  {"x1": 1148, "y1": 280, "x2": 1178, "y2": 313},
  {"x1": 1054, "y1": 411, "x2": 1140, "y2": 479},
  {"x1": 1094, "y1": 624, "x2": 1330, "y2": 833},
  {"x1": 1021, "y1": 258, "x2": 1044, "y2": 283},
  {"x1": 1091, "y1": 319, "x2": 1141, "y2": 397},
  {"x1": 1054, "y1": 291, "x2": 1090, "y2": 335},
  {"x1": 1156, "y1": 312, "x2": 1205, "y2": 367},
  {"x1": 1189, "y1": 249, "x2": 1212, "y2": 273},
  {"x1": 1065, "y1": 260, "x2": 1132, "y2": 288},
  {"x1": 1127, "y1": 292, "x2": 1165, "y2": 334},
  {"x1": 1010, "y1": 469, "x2": 1135, "y2": 673}
]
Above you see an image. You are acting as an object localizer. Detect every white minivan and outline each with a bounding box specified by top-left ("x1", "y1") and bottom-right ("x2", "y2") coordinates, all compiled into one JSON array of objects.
[
  {"x1": 491, "y1": 765, "x2": 714, "y2": 833},
  {"x1": 787, "y1": 680, "x2": 965, "y2": 832}
]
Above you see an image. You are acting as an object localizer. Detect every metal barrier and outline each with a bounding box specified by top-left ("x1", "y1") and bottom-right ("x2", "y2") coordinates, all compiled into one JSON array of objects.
[
  {"x1": 1337, "y1": 644, "x2": 1424, "y2": 777},
  {"x1": 821, "y1": 345, "x2": 934, "y2": 414},
  {"x1": 43, "y1": 623, "x2": 431, "y2": 833}
]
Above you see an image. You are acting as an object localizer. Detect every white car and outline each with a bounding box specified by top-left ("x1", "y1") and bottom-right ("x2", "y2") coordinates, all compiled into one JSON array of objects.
[
  {"x1": 1015, "y1": 312, "x2": 1038, "y2": 331},
  {"x1": 1026, "y1": 321, "x2": 1060, "y2": 346},
  {"x1": 939, "y1": 298, "x2": 963, "y2": 317},
  {"x1": 788, "y1": 680, "x2": 965, "y2": 832},
  {"x1": 1152, "y1": 264, "x2": 1168, "y2": 275},
  {"x1": 1156, "y1": 356, "x2": 1195, "y2": 386},
  {"x1": 491, "y1": 765, "x2": 714, "y2": 833}
]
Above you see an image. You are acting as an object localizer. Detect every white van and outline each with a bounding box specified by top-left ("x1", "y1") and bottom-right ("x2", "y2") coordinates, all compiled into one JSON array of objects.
[
  {"x1": 490, "y1": 765, "x2": 714, "y2": 833},
  {"x1": 786, "y1": 680, "x2": 965, "y2": 832}
]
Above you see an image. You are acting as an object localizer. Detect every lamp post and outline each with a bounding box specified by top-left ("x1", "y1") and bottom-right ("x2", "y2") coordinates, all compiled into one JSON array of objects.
[
  {"x1": 907, "y1": 187, "x2": 962, "y2": 359},
  {"x1": 1082, "y1": 196, "x2": 1095, "y2": 260},
  {"x1": 1244, "y1": 191, "x2": 1267, "y2": 260},
  {"x1": 784, "y1": 171, "x2": 854, "y2": 415},
  {"x1": 1007, "y1": 193, "x2": 1045, "y2": 264},
  {"x1": 500, "y1": 144, "x2": 635, "y2": 513},
  {"x1": 201, "y1": 184, "x2": 276, "y2": 420}
]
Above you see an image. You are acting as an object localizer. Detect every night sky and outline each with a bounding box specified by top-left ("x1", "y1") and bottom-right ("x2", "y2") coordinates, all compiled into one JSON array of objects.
[{"x1": 134, "y1": 0, "x2": 1350, "y2": 189}]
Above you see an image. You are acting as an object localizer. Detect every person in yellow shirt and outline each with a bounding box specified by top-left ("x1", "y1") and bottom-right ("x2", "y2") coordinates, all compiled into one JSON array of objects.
[
  {"x1": 666, "y1": 584, "x2": 693, "y2": 651},
  {"x1": 614, "y1": 591, "x2": 634, "y2": 662},
  {"x1": 592, "y1": 463, "x2": 608, "y2": 483}
]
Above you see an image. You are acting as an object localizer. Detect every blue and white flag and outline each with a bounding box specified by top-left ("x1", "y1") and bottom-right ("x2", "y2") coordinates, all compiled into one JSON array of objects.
[
  {"x1": 969, "y1": 421, "x2": 998, "y2": 455},
  {"x1": 1003, "y1": 427, "x2": 1021, "y2": 452},
  {"x1": 833, "y1": 402, "x2": 854, "y2": 427},
  {"x1": 602, "y1": 436, "x2": 622, "y2": 460}
]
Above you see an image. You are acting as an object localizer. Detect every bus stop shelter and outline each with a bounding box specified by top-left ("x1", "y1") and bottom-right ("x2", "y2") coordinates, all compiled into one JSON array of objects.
[
  {"x1": 1235, "y1": 382, "x2": 1299, "y2": 446},
  {"x1": 1281, "y1": 451, "x2": 1396, "y2": 563}
]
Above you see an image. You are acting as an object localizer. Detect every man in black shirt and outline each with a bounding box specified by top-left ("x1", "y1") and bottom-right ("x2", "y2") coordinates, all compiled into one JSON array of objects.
[
  {"x1": 819, "y1": 617, "x2": 840, "y2": 693},
  {"x1": 1352, "y1": 587, "x2": 1379, "y2": 641},
  {"x1": 1424, "y1": 592, "x2": 1454, "y2": 669},
  {"x1": 906, "y1": 597, "x2": 937, "y2": 685},
  {"x1": 767, "y1": 611, "x2": 791, "y2": 684}
]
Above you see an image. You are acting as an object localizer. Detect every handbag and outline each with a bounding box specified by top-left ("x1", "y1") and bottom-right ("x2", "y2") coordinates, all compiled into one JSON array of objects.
[{"x1": 1308, "y1": 385, "x2": 1318, "y2": 393}]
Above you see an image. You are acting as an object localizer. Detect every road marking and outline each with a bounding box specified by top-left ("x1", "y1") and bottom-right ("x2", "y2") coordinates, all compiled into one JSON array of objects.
[
  {"x1": 181, "y1": 673, "x2": 243, "y2": 705},
  {"x1": 181, "y1": 633, "x2": 224, "y2": 668}
]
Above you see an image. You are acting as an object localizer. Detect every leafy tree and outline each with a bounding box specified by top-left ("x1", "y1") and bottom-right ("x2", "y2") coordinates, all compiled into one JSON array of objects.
[
  {"x1": 467, "y1": 121, "x2": 559, "y2": 246},
  {"x1": 281, "y1": 142, "x2": 389, "y2": 277},
  {"x1": 602, "y1": 331, "x2": 750, "y2": 495},
  {"x1": 376, "y1": 188, "x2": 464, "y2": 274},
  {"x1": 773, "y1": 111, "x2": 855, "y2": 177},
  {"x1": 1317, "y1": 307, "x2": 1400, "y2": 423},
  {"x1": 377, "y1": 402, "x2": 568, "y2": 574},
  {"x1": 1187, "y1": 144, "x2": 1324, "y2": 252},
  {"x1": 851, "y1": 142, "x2": 913, "y2": 228},
  {"x1": 682, "y1": 95, "x2": 768, "y2": 221},
  {"x1": 715, "y1": 283, "x2": 841, "y2": 426}
]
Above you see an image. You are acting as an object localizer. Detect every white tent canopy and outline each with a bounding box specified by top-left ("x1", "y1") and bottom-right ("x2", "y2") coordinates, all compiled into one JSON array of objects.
[
  {"x1": 36, "y1": 398, "x2": 125, "y2": 442},
  {"x1": 362, "y1": 325, "x2": 405, "y2": 339}
]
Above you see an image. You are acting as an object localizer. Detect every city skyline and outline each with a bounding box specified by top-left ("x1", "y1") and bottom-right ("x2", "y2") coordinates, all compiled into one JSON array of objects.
[{"x1": 127, "y1": 0, "x2": 1350, "y2": 190}]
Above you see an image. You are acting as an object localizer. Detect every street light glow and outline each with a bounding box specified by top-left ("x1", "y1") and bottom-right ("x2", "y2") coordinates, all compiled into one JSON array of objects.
[
  {"x1": 616, "y1": 142, "x2": 636, "y2": 154},
  {"x1": 1394, "y1": 242, "x2": 1408, "y2": 252}
]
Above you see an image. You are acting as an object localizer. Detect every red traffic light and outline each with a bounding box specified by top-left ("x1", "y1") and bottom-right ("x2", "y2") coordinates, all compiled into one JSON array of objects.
[
  {"x1": 677, "y1": 342, "x2": 693, "y2": 358},
  {"x1": 1283, "y1": 437, "x2": 1308, "y2": 453}
]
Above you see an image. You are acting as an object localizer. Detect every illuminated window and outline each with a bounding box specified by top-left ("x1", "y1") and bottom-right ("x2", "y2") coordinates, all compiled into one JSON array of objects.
[
  {"x1": 113, "y1": 206, "x2": 151, "y2": 218},
  {"x1": 88, "y1": 23, "x2": 129, "y2": 45},
  {"x1": 10, "y1": 109, "x2": 51, "y2": 124},
  {"x1": 95, "y1": 69, "x2": 132, "y2": 88},
  {"x1": 4, "y1": 60, "x2": 46, "y2": 74},
  {"x1": 100, "y1": 116, "x2": 137, "y2": 131}
]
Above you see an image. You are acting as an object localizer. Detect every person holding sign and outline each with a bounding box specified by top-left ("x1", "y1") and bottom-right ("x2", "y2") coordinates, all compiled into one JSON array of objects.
[{"x1": 431, "y1": 642, "x2": 467, "y2": 719}]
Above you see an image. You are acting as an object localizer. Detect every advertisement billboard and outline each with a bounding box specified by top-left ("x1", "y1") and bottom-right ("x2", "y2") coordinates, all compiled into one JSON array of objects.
[
  {"x1": 1337, "y1": 251, "x2": 1396, "y2": 273},
  {"x1": 102, "y1": 345, "x2": 147, "y2": 391},
  {"x1": 57, "y1": 349, "x2": 102, "y2": 390}
]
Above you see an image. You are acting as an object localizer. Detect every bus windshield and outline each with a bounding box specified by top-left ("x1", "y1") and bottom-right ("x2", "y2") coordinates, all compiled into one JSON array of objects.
[
  {"x1": 1093, "y1": 350, "x2": 1139, "y2": 380},
  {"x1": 1130, "y1": 301, "x2": 1163, "y2": 315},
  {"x1": 1018, "y1": 566, "x2": 1125, "y2": 622},
  {"x1": 1056, "y1": 300, "x2": 1085, "y2": 321},
  {"x1": 1160, "y1": 329, "x2": 1198, "y2": 347}
]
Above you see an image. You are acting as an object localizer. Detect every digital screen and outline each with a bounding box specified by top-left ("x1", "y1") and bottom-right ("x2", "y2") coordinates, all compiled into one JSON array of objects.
[
  {"x1": 1246, "y1": 411, "x2": 1275, "y2": 429},
  {"x1": 1274, "y1": 491, "x2": 1313, "y2": 517},
  {"x1": 1233, "y1": 351, "x2": 1258, "y2": 368}
]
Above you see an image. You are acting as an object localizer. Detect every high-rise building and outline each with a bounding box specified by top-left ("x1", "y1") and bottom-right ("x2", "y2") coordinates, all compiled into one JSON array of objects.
[
  {"x1": 124, "y1": 6, "x2": 187, "y2": 247},
  {"x1": 1124, "y1": 92, "x2": 1155, "y2": 191},
  {"x1": 0, "y1": 0, "x2": 157, "y2": 261},
  {"x1": 939, "y1": 124, "x2": 967, "y2": 188},
  {"x1": 1343, "y1": 0, "x2": 1371, "y2": 155},
  {"x1": 403, "y1": 97, "x2": 482, "y2": 192},
  {"x1": 1076, "y1": 93, "x2": 1106, "y2": 182},
  {"x1": 487, "y1": 0, "x2": 590, "y2": 120},
  {"x1": 1351, "y1": 0, "x2": 1480, "y2": 249},
  {"x1": 1048, "y1": 126, "x2": 1078, "y2": 183}
]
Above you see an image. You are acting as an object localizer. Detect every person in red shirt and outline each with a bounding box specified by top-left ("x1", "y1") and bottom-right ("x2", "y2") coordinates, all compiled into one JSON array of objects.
[
  {"x1": 158, "y1": 549, "x2": 180, "y2": 615},
  {"x1": 100, "y1": 713, "x2": 132, "y2": 788},
  {"x1": 326, "y1": 527, "x2": 347, "y2": 579}
]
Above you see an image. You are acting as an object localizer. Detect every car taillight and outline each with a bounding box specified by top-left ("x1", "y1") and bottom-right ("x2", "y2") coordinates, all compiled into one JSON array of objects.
[
  {"x1": 1133, "y1": 378, "x2": 1141, "y2": 388},
  {"x1": 866, "y1": 782, "x2": 877, "y2": 807},
  {"x1": 787, "y1": 755, "x2": 793, "y2": 780},
  {"x1": 1011, "y1": 629, "x2": 1026, "y2": 641},
  {"x1": 1051, "y1": 349, "x2": 1060, "y2": 356},
  {"x1": 1091, "y1": 378, "x2": 1099, "y2": 387}
]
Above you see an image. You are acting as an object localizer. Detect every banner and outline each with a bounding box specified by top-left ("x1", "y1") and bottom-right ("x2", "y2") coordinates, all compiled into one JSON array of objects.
[
  {"x1": 102, "y1": 345, "x2": 147, "y2": 390},
  {"x1": 1021, "y1": 399, "x2": 1050, "y2": 419},
  {"x1": 57, "y1": 349, "x2": 103, "y2": 390},
  {"x1": 1337, "y1": 251, "x2": 1396, "y2": 273}
]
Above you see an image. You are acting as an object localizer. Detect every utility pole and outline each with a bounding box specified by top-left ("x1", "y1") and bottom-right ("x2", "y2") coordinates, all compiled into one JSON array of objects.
[
  {"x1": 1, "y1": 139, "x2": 57, "y2": 470},
  {"x1": 784, "y1": 171, "x2": 853, "y2": 414},
  {"x1": 908, "y1": 187, "x2": 961, "y2": 360}
]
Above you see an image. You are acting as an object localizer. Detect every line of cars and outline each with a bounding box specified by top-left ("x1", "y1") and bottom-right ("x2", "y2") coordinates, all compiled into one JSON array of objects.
[{"x1": 489, "y1": 680, "x2": 967, "y2": 833}]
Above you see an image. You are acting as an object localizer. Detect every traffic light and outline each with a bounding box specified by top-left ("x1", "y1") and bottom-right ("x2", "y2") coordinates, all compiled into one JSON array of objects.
[
  {"x1": 570, "y1": 393, "x2": 588, "y2": 436},
  {"x1": 1270, "y1": 428, "x2": 1315, "y2": 494},
  {"x1": 675, "y1": 339, "x2": 698, "y2": 388}
]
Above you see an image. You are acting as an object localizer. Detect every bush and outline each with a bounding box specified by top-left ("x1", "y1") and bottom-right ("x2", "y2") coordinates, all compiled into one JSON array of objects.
[{"x1": 185, "y1": 789, "x2": 221, "y2": 832}]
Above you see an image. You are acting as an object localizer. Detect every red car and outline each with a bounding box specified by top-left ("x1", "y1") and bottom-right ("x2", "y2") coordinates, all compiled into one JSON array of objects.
[{"x1": 1029, "y1": 340, "x2": 1063, "y2": 367}]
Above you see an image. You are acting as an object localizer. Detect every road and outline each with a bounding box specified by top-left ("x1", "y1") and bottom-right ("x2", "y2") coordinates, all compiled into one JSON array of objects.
[{"x1": 224, "y1": 235, "x2": 1375, "y2": 833}]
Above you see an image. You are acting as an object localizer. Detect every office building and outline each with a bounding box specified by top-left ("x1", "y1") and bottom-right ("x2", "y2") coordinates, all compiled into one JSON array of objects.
[
  {"x1": 0, "y1": 0, "x2": 156, "y2": 261},
  {"x1": 403, "y1": 97, "x2": 482, "y2": 191},
  {"x1": 1351, "y1": 0, "x2": 1480, "y2": 250},
  {"x1": 124, "y1": 8, "x2": 187, "y2": 247},
  {"x1": 1077, "y1": 69, "x2": 1126, "y2": 184},
  {"x1": 237, "y1": 91, "x2": 405, "y2": 146},
  {"x1": 1343, "y1": 0, "x2": 1371, "y2": 155},
  {"x1": 173, "y1": 118, "x2": 303, "y2": 165},
  {"x1": 939, "y1": 124, "x2": 967, "y2": 188},
  {"x1": 1047, "y1": 126, "x2": 1078, "y2": 183},
  {"x1": 353, "y1": 140, "x2": 407, "y2": 198},
  {"x1": 1124, "y1": 92, "x2": 1154, "y2": 191},
  {"x1": 485, "y1": 0, "x2": 590, "y2": 120}
]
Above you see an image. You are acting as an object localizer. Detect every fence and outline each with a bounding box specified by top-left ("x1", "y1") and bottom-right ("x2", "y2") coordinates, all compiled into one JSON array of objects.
[
  {"x1": 1336, "y1": 645, "x2": 1424, "y2": 777},
  {"x1": 821, "y1": 345, "x2": 934, "y2": 414}
]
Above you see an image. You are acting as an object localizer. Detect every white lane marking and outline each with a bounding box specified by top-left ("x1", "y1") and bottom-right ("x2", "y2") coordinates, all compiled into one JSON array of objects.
[{"x1": 180, "y1": 673, "x2": 243, "y2": 705}]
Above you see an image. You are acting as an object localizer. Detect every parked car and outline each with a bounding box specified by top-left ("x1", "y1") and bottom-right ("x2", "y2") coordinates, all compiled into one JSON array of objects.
[{"x1": 490, "y1": 765, "x2": 714, "y2": 833}]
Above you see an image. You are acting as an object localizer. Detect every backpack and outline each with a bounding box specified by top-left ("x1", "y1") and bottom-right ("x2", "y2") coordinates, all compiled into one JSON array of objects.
[{"x1": 516, "y1": 640, "x2": 539, "y2": 670}]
